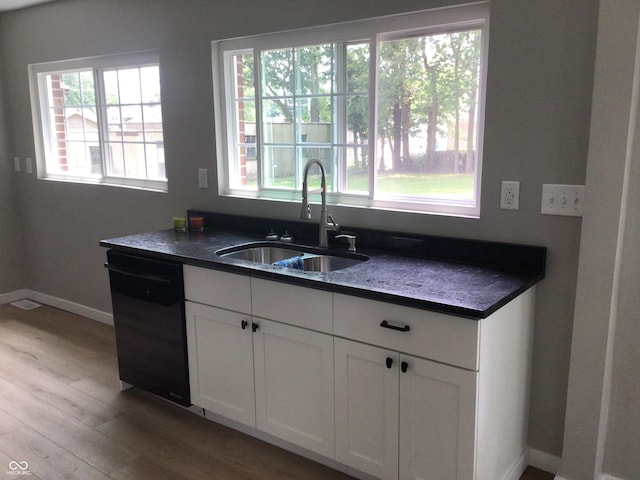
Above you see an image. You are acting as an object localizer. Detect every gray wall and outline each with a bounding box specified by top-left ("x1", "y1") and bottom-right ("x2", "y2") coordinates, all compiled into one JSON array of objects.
[
  {"x1": 0, "y1": 0, "x2": 599, "y2": 460},
  {"x1": 0, "y1": 29, "x2": 27, "y2": 293}
]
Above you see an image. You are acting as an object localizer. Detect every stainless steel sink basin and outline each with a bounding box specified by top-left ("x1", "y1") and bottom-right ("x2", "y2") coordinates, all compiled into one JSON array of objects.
[
  {"x1": 219, "y1": 245, "x2": 305, "y2": 264},
  {"x1": 216, "y1": 243, "x2": 368, "y2": 273},
  {"x1": 301, "y1": 254, "x2": 364, "y2": 272}
]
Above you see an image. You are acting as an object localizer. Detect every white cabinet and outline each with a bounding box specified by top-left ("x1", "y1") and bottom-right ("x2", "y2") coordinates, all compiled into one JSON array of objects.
[
  {"x1": 335, "y1": 289, "x2": 535, "y2": 480},
  {"x1": 398, "y1": 354, "x2": 476, "y2": 480},
  {"x1": 335, "y1": 338, "x2": 476, "y2": 480},
  {"x1": 184, "y1": 265, "x2": 536, "y2": 480},
  {"x1": 334, "y1": 339, "x2": 399, "y2": 479},
  {"x1": 185, "y1": 301, "x2": 255, "y2": 427},
  {"x1": 254, "y1": 318, "x2": 335, "y2": 458},
  {"x1": 184, "y1": 269, "x2": 335, "y2": 459}
]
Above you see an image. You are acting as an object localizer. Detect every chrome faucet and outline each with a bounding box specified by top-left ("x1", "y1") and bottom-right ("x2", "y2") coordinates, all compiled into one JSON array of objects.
[{"x1": 301, "y1": 159, "x2": 339, "y2": 248}]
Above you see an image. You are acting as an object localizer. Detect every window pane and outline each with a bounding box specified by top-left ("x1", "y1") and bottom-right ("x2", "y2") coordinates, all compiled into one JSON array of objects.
[
  {"x1": 262, "y1": 99, "x2": 294, "y2": 143},
  {"x1": 103, "y1": 70, "x2": 119, "y2": 104},
  {"x1": 117, "y1": 68, "x2": 142, "y2": 104},
  {"x1": 345, "y1": 146, "x2": 369, "y2": 194},
  {"x1": 143, "y1": 105, "x2": 163, "y2": 143},
  {"x1": 346, "y1": 95, "x2": 368, "y2": 145},
  {"x1": 140, "y1": 66, "x2": 161, "y2": 104},
  {"x1": 101, "y1": 64, "x2": 164, "y2": 181},
  {"x1": 262, "y1": 146, "x2": 295, "y2": 189},
  {"x1": 377, "y1": 29, "x2": 481, "y2": 201},
  {"x1": 43, "y1": 71, "x2": 99, "y2": 176},
  {"x1": 230, "y1": 52, "x2": 256, "y2": 189},
  {"x1": 145, "y1": 143, "x2": 165, "y2": 179},
  {"x1": 296, "y1": 44, "x2": 334, "y2": 95},
  {"x1": 300, "y1": 148, "x2": 334, "y2": 192},
  {"x1": 347, "y1": 43, "x2": 369, "y2": 94},
  {"x1": 261, "y1": 48, "x2": 294, "y2": 97}
]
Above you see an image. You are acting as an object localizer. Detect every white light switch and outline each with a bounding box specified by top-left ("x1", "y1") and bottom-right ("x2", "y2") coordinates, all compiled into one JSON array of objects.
[
  {"x1": 13, "y1": 157, "x2": 20, "y2": 172},
  {"x1": 541, "y1": 184, "x2": 585, "y2": 217},
  {"x1": 25, "y1": 157, "x2": 33, "y2": 174}
]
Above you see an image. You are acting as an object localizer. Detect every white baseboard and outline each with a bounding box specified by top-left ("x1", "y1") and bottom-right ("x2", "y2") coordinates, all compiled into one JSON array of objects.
[
  {"x1": 553, "y1": 472, "x2": 625, "y2": 480},
  {"x1": 1, "y1": 289, "x2": 113, "y2": 325},
  {"x1": 502, "y1": 451, "x2": 528, "y2": 480},
  {"x1": 528, "y1": 447, "x2": 561, "y2": 474},
  {"x1": 0, "y1": 289, "x2": 30, "y2": 306}
]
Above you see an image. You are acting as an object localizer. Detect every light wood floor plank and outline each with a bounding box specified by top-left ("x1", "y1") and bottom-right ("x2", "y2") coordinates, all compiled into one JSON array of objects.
[
  {"x1": 0, "y1": 384, "x2": 139, "y2": 474},
  {"x1": 0, "y1": 426, "x2": 111, "y2": 480}
]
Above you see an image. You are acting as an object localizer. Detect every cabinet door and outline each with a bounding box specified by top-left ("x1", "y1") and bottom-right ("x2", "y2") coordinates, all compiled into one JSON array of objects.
[
  {"x1": 253, "y1": 319, "x2": 335, "y2": 458},
  {"x1": 335, "y1": 338, "x2": 399, "y2": 480},
  {"x1": 185, "y1": 301, "x2": 255, "y2": 427},
  {"x1": 399, "y1": 355, "x2": 477, "y2": 480}
]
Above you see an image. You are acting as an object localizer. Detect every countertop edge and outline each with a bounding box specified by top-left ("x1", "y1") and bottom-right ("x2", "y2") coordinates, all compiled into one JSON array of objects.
[{"x1": 100, "y1": 235, "x2": 545, "y2": 320}]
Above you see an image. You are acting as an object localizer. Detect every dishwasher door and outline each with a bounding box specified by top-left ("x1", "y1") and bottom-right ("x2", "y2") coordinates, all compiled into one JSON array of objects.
[{"x1": 106, "y1": 250, "x2": 190, "y2": 406}]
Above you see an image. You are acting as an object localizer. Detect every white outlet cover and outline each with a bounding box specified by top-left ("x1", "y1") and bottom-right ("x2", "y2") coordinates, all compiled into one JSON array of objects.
[
  {"x1": 541, "y1": 184, "x2": 585, "y2": 217},
  {"x1": 500, "y1": 180, "x2": 520, "y2": 210},
  {"x1": 198, "y1": 168, "x2": 208, "y2": 189}
]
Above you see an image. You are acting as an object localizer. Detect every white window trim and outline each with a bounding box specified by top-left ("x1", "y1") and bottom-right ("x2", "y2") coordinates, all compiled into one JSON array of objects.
[
  {"x1": 212, "y1": 2, "x2": 489, "y2": 217},
  {"x1": 28, "y1": 50, "x2": 167, "y2": 192}
]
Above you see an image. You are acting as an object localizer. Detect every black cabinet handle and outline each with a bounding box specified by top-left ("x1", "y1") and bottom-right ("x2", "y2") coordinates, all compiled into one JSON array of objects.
[
  {"x1": 386, "y1": 357, "x2": 393, "y2": 369},
  {"x1": 252, "y1": 322, "x2": 259, "y2": 332},
  {"x1": 401, "y1": 361, "x2": 408, "y2": 373},
  {"x1": 380, "y1": 320, "x2": 411, "y2": 332},
  {"x1": 241, "y1": 320, "x2": 248, "y2": 330}
]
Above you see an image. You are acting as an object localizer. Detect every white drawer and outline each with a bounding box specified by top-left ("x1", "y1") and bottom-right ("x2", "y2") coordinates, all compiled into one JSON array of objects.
[
  {"x1": 184, "y1": 265, "x2": 251, "y2": 314},
  {"x1": 251, "y1": 278, "x2": 333, "y2": 334},
  {"x1": 333, "y1": 294, "x2": 479, "y2": 370}
]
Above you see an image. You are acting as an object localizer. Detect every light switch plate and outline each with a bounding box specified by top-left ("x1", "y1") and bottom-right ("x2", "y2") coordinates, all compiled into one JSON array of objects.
[
  {"x1": 13, "y1": 157, "x2": 20, "y2": 172},
  {"x1": 541, "y1": 184, "x2": 585, "y2": 217}
]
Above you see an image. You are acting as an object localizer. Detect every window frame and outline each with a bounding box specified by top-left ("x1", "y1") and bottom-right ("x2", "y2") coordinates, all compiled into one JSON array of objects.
[
  {"x1": 28, "y1": 51, "x2": 167, "y2": 192},
  {"x1": 213, "y1": 3, "x2": 489, "y2": 217}
]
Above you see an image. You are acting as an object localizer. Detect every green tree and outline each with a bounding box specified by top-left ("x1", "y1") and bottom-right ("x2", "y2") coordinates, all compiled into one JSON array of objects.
[{"x1": 346, "y1": 43, "x2": 369, "y2": 172}]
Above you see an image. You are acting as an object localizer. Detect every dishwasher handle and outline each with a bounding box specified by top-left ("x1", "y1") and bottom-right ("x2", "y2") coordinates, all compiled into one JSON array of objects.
[{"x1": 104, "y1": 263, "x2": 174, "y2": 284}]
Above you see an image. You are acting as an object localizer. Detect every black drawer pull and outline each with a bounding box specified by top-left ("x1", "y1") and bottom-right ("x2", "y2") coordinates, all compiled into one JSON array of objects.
[
  {"x1": 386, "y1": 357, "x2": 393, "y2": 369},
  {"x1": 401, "y1": 361, "x2": 408, "y2": 373},
  {"x1": 241, "y1": 320, "x2": 248, "y2": 330},
  {"x1": 252, "y1": 322, "x2": 259, "y2": 332},
  {"x1": 380, "y1": 320, "x2": 411, "y2": 332}
]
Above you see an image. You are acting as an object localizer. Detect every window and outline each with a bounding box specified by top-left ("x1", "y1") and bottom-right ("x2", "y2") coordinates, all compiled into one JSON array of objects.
[
  {"x1": 29, "y1": 52, "x2": 166, "y2": 191},
  {"x1": 213, "y1": 3, "x2": 489, "y2": 216}
]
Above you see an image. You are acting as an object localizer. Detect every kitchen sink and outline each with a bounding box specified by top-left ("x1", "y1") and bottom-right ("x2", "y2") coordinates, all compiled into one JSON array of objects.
[
  {"x1": 218, "y1": 245, "x2": 305, "y2": 264},
  {"x1": 216, "y1": 242, "x2": 368, "y2": 273}
]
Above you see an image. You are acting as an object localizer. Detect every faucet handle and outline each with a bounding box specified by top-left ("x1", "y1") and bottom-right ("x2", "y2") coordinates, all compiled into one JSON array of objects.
[{"x1": 336, "y1": 234, "x2": 357, "y2": 253}]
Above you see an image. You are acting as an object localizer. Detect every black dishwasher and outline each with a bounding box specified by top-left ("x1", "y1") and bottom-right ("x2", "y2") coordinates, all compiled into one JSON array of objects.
[{"x1": 105, "y1": 250, "x2": 190, "y2": 406}]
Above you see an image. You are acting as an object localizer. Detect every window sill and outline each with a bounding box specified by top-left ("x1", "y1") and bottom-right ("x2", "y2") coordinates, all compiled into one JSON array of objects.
[
  {"x1": 39, "y1": 175, "x2": 168, "y2": 193},
  {"x1": 221, "y1": 189, "x2": 480, "y2": 219}
]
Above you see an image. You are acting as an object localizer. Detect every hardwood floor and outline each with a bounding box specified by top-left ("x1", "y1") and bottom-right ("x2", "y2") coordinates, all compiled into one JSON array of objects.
[{"x1": 0, "y1": 303, "x2": 553, "y2": 480}]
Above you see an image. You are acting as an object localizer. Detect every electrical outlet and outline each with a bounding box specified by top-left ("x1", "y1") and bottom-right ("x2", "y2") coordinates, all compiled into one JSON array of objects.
[
  {"x1": 500, "y1": 181, "x2": 520, "y2": 210},
  {"x1": 198, "y1": 168, "x2": 208, "y2": 189},
  {"x1": 541, "y1": 184, "x2": 585, "y2": 217}
]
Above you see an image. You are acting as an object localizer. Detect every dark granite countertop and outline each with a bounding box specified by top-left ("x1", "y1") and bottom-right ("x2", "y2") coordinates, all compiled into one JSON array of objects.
[{"x1": 100, "y1": 213, "x2": 546, "y2": 320}]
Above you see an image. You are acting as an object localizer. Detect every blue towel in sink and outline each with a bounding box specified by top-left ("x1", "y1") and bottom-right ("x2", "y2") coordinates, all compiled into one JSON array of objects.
[{"x1": 273, "y1": 256, "x2": 304, "y2": 270}]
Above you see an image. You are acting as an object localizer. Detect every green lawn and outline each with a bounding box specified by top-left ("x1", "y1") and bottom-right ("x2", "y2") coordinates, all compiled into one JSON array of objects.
[{"x1": 271, "y1": 172, "x2": 473, "y2": 198}]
